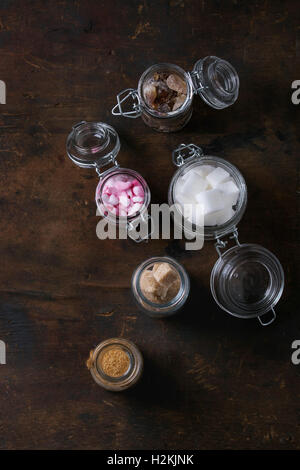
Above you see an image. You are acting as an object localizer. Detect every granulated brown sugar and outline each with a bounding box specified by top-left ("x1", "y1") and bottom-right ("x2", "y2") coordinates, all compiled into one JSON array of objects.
[{"x1": 99, "y1": 348, "x2": 130, "y2": 378}]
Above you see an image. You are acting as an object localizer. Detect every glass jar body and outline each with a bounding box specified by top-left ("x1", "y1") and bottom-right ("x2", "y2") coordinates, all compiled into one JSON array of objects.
[
  {"x1": 88, "y1": 338, "x2": 143, "y2": 391},
  {"x1": 210, "y1": 244, "x2": 285, "y2": 324},
  {"x1": 168, "y1": 156, "x2": 247, "y2": 241},
  {"x1": 131, "y1": 256, "x2": 190, "y2": 318},
  {"x1": 137, "y1": 63, "x2": 194, "y2": 133},
  {"x1": 95, "y1": 166, "x2": 151, "y2": 235}
]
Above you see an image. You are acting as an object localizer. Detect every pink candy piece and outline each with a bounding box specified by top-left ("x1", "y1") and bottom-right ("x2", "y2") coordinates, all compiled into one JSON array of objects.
[
  {"x1": 132, "y1": 196, "x2": 143, "y2": 203},
  {"x1": 115, "y1": 180, "x2": 132, "y2": 191},
  {"x1": 119, "y1": 191, "x2": 130, "y2": 208},
  {"x1": 132, "y1": 184, "x2": 144, "y2": 197},
  {"x1": 128, "y1": 203, "x2": 142, "y2": 216},
  {"x1": 108, "y1": 194, "x2": 119, "y2": 206},
  {"x1": 101, "y1": 173, "x2": 145, "y2": 217}
]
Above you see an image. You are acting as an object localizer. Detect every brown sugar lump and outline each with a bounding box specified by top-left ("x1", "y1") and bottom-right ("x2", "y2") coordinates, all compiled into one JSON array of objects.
[
  {"x1": 140, "y1": 262, "x2": 181, "y2": 304},
  {"x1": 166, "y1": 277, "x2": 181, "y2": 300},
  {"x1": 143, "y1": 72, "x2": 187, "y2": 114},
  {"x1": 153, "y1": 262, "x2": 179, "y2": 287},
  {"x1": 140, "y1": 270, "x2": 168, "y2": 302},
  {"x1": 166, "y1": 74, "x2": 187, "y2": 94}
]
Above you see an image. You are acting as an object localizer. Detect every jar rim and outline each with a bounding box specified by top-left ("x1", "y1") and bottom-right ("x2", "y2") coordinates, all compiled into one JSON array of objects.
[
  {"x1": 89, "y1": 338, "x2": 143, "y2": 390},
  {"x1": 95, "y1": 167, "x2": 151, "y2": 224},
  {"x1": 132, "y1": 256, "x2": 190, "y2": 315},
  {"x1": 137, "y1": 63, "x2": 194, "y2": 119}
]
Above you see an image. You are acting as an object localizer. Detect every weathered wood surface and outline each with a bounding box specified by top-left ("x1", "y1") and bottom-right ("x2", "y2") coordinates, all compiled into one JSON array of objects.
[{"x1": 0, "y1": 0, "x2": 299, "y2": 450}]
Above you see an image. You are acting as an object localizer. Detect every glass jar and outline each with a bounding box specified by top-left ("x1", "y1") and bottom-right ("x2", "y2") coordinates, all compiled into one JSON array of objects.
[
  {"x1": 168, "y1": 143, "x2": 284, "y2": 325},
  {"x1": 131, "y1": 256, "x2": 190, "y2": 318},
  {"x1": 112, "y1": 56, "x2": 239, "y2": 133},
  {"x1": 211, "y1": 241, "x2": 284, "y2": 326},
  {"x1": 66, "y1": 121, "x2": 151, "y2": 242},
  {"x1": 87, "y1": 338, "x2": 143, "y2": 391},
  {"x1": 168, "y1": 143, "x2": 247, "y2": 241}
]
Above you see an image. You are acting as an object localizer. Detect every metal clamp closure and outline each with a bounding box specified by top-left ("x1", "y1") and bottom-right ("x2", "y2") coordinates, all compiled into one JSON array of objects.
[
  {"x1": 188, "y1": 70, "x2": 205, "y2": 94},
  {"x1": 112, "y1": 89, "x2": 142, "y2": 118},
  {"x1": 215, "y1": 228, "x2": 240, "y2": 258},
  {"x1": 172, "y1": 143, "x2": 204, "y2": 167},
  {"x1": 95, "y1": 157, "x2": 119, "y2": 178}
]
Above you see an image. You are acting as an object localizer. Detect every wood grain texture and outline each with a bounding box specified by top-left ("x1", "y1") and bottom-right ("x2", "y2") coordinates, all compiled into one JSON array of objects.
[{"x1": 0, "y1": 0, "x2": 299, "y2": 450}]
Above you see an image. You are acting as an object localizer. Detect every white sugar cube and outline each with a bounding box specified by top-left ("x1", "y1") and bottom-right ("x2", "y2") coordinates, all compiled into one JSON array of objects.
[
  {"x1": 187, "y1": 203, "x2": 204, "y2": 226},
  {"x1": 175, "y1": 192, "x2": 192, "y2": 206},
  {"x1": 177, "y1": 170, "x2": 208, "y2": 199},
  {"x1": 204, "y1": 213, "x2": 218, "y2": 226},
  {"x1": 181, "y1": 203, "x2": 194, "y2": 220},
  {"x1": 206, "y1": 167, "x2": 230, "y2": 188},
  {"x1": 195, "y1": 189, "x2": 225, "y2": 216},
  {"x1": 218, "y1": 180, "x2": 239, "y2": 207},
  {"x1": 193, "y1": 165, "x2": 214, "y2": 178},
  {"x1": 215, "y1": 206, "x2": 235, "y2": 225}
]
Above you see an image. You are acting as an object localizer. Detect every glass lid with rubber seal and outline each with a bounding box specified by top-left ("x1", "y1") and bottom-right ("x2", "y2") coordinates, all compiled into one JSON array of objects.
[
  {"x1": 66, "y1": 121, "x2": 120, "y2": 171},
  {"x1": 191, "y1": 56, "x2": 239, "y2": 109}
]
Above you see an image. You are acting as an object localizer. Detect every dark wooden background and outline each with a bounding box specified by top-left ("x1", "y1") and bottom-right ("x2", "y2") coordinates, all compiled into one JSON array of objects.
[{"x1": 0, "y1": 0, "x2": 299, "y2": 450}]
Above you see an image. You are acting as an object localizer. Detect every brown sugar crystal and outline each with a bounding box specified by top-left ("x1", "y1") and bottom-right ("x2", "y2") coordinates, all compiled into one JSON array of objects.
[
  {"x1": 99, "y1": 348, "x2": 130, "y2": 378},
  {"x1": 143, "y1": 72, "x2": 187, "y2": 113}
]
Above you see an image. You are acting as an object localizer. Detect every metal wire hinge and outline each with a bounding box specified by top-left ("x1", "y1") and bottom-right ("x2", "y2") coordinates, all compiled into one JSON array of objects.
[
  {"x1": 112, "y1": 89, "x2": 142, "y2": 118},
  {"x1": 188, "y1": 70, "x2": 205, "y2": 94},
  {"x1": 95, "y1": 156, "x2": 119, "y2": 177},
  {"x1": 172, "y1": 143, "x2": 204, "y2": 167},
  {"x1": 215, "y1": 228, "x2": 240, "y2": 257}
]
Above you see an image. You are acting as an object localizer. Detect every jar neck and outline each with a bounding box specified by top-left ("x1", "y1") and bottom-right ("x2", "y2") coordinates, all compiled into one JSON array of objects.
[
  {"x1": 89, "y1": 338, "x2": 143, "y2": 391},
  {"x1": 132, "y1": 256, "x2": 190, "y2": 314},
  {"x1": 137, "y1": 63, "x2": 193, "y2": 119},
  {"x1": 95, "y1": 167, "x2": 151, "y2": 225}
]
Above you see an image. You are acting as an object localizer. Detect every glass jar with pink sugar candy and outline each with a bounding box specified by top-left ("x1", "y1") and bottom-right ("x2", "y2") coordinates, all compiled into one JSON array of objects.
[{"x1": 66, "y1": 121, "x2": 151, "y2": 242}]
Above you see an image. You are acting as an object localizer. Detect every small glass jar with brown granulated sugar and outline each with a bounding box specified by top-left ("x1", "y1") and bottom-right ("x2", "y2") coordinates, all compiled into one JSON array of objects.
[{"x1": 86, "y1": 338, "x2": 143, "y2": 391}]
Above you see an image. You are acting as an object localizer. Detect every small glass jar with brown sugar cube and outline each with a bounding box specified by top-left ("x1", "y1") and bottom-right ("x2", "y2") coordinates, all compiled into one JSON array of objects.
[
  {"x1": 132, "y1": 256, "x2": 190, "y2": 318},
  {"x1": 87, "y1": 338, "x2": 143, "y2": 391}
]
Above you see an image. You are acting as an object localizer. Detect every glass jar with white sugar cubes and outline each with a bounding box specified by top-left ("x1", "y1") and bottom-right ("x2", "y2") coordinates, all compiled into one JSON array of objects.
[
  {"x1": 168, "y1": 143, "x2": 284, "y2": 326},
  {"x1": 66, "y1": 121, "x2": 151, "y2": 242},
  {"x1": 168, "y1": 143, "x2": 247, "y2": 240},
  {"x1": 112, "y1": 56, "x2": 239, "y2": 133}
]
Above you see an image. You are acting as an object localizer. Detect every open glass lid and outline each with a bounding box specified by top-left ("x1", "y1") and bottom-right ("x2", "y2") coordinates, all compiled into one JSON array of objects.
[
  {"x1": 211, "y1": 234, "x2": 284, "y2": 326},
  {"x1": 191, "y1": 56, "x2": 239, "y2": 109},
  {"x1": 66, "y1": 121, "x2": 120, "y2": 172}
]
